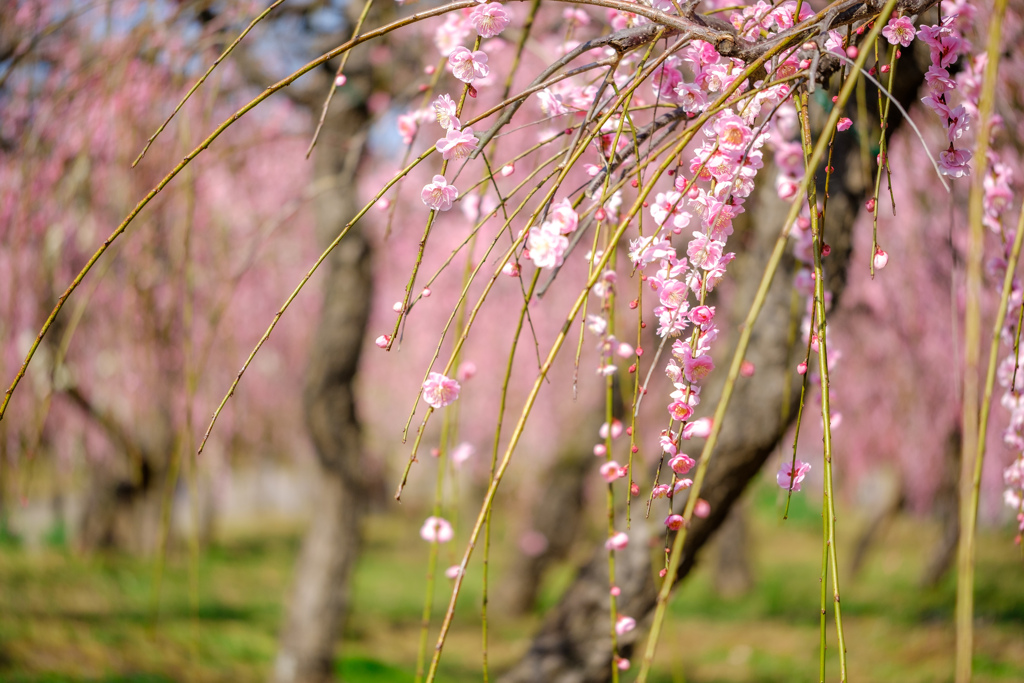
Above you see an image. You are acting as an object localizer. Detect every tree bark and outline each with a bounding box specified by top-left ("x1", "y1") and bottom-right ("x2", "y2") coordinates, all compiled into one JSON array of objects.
[{"x1": 272, "y1": 110, "x2": 374, "y2": 683}]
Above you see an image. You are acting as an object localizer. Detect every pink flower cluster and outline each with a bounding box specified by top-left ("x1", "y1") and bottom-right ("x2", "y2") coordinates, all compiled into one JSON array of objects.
[
  {"x1": 917, "y1": 15, "x2": 973, "y2": 177},
  {"x1": 525, "y1": 198, "x2": 579, "y2": 269}
]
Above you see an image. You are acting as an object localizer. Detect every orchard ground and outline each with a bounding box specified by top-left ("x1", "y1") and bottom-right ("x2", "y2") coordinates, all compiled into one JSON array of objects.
[{"x1": 0, "y1": 477, "x2": 1021, "y2": 683}]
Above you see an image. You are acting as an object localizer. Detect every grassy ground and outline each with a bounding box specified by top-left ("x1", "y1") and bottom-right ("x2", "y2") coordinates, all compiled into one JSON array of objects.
[{"x1": 0, "y1": 481, "x2": 1022, "y2": 683}]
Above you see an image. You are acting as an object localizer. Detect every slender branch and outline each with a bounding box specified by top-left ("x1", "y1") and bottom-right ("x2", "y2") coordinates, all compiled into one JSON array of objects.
[{"x1": 956, "y1": 3, "x2": 1009, "y2": 680}]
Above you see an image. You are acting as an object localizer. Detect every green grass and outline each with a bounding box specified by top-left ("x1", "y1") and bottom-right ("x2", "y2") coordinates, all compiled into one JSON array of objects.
[{"x1": 0, "y1": 482, "x2": 1022, "y2": 682}]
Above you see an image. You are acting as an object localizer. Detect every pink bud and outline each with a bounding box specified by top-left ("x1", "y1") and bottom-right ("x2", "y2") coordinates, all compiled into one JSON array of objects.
[
  {"x1": 334, "y1": 74, "x2": 347, "y2": 88},
  {"x1": 615, "y1": 615, "x2": 636, "y2": 636},
  {"x1": 740, "y1": 360, "x2": 755, "y2": 377},
  {"x1": 457, "y1": 361, "x2": 477, "y2": 381},
  {"x1": 421, "y1": 287, "x2": 432, "y2": 298},
  {"x1": 610, "y1": 586, "x2": 621, "y2": 596},
  {"x1": 424, "y1": 65, "x2": 436, "y2": 75},
  {"x1": 846, "y1": 45, "x2": 859, "y2": 59},
  {"x1": 694, "y1": 499, "x2": 711, "y2": 518},
  {"x1": 375, "y1": 334, "x2": 391, "y2": 348},
  {"x1": 445, "y1": 565, "x2": 463, "y2": 579},
  {"x1": 501, "y1": 164, "x2": 515, "y2": 177},
  {"x1": 605, "y1": 532, "x2": 629, "y2": 551},
  {"x1": 392, "y1": 301, "x2": 404, "y2": 312},
  {"x1": 797, "y1": 361, "x2": 807, "y2": 375},
  {"x1": 659, "y1": 568, "x2": 667, "y2": 577},
  {"x1": 595, "y1": 208, "x2": 607, "y2": 221},
  {"x1": 593, "y1": 443, "x2": 607, "y2": 457},
  {"x1": 664, "y1": 514, "x2": 684, "y2": 530},
  {"x1": 617, "y1": 658, "x2": 631, "y2": 671},
  {"x1": 873, "y1": 247, "x2": 889, "y2": 270},
  {"x1": 377, "y1": 198, "x2": 391, "y2": 211},
  {"x1": 630, "y1": 482, "x2": 640, "y2": 497},
  {"x1": 865, "y1": 198, "x2": 876, "y2": 212},
  {"x1": 617, "y1": 342, "x2": 634, "y2": 358}
]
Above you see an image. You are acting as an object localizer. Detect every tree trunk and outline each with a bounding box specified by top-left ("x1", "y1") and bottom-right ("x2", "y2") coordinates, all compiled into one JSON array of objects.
[
  {"x1": 920, "y1": 427, "x2": 961, "y2": 587},
  {"x1": 500, "y1": 44, "x2": 929, "y2": 683},
  {"x1": 273, "y1": 113, "x2": 374, "y2": 683},
  {"x1": 713, "y1": 499, "x2": 754, "y2": 598}
]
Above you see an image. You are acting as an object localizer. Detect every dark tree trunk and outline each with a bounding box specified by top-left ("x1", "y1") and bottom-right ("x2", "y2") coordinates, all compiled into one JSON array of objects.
[
  {"x1": 713, "y1": 499, "x2": 754, "y2": 598},
  {"x1": 506, "y1": 387, "x2": 624, "y2": 614},
  {"x1": 68, "y1": 385, "x2": 171, "y2": 555},
  {"x1": 273, "y1": 116, "x2": 374, "y2": 683},
  {"x1": 500, "y1": 43, "x2": 929, "y2": 683},
  {"x1": 920, "y1": 428, "x2": 962, "y2": 587}
]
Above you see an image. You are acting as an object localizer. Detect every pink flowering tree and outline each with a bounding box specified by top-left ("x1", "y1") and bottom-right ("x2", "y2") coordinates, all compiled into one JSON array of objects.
[{"x1": 3, "y1": 1, "x2": 1024, "y2": 683}]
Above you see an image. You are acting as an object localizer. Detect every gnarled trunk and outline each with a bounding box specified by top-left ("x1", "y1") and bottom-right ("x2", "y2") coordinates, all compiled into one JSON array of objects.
[{"x1": 273, "y1": 116, "x2": 373, "y2": 683}]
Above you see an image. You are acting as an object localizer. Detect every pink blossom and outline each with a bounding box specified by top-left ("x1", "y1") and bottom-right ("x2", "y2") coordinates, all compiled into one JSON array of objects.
[
  {"x1": 669, "y1": 453, "x2": 695, "y2": 475},
  {"x1": 600, "y1": 419, "x2": 624, "y2": 439},
  {"x1": 777, "y1": 459, "x2": 811, "y2": 491},
  {"x1": 665, "y1": 514, "x2": 684, "y2": 530},
  {"x1": 563, "y1": 7, "x2": 590, "y2": 25},
  {"x1": 422, "y1": 372, "x2": 461, "y2": 408},
  {"x1": 421, "y1": 175, "x2": 459, "y2": 211},
  {"x1": 674, "y1": 479, "x2": 694, "y2": 494},
  {"x1": 433, "y1": 94, "x2": 460, "y2": 131},
  {"x1": 687, "y1": 231, "x2": 724, "y2": 270},
  {"x1": 669, "y1": 400, "x2": 694, "y2": 422},
  {"x1": 519, "y1": 530, "x2": 548, "y2": 556},
  {"x1": 629, "y1": 235, "x2": 676, "y2": 268},
  {"x1": 448, "y1": 46, "x2": 489, "y2": 83},
  {"x1": 882, "y1": 16, "x2": 916, "y2": 47},
  {"x1": 682, "y1": 417, "x2": 712, "y2": 439},
  {"x1": 397, "y1": 113, "x2": 418, "y2": 145},
  {"x1": 420, "y1": 516, "x2": 454, "y2": 543},
  {"x1": 836, "y1": 117, "x2": 853, "y2": 132},
  {"x1": 456, "y1": 361, "x2": 477, "y2": 381},
  {"x1": 605, "y1": 532, "x2": 629, "y2": 551},
  {"x1": 615, "y1": 615, "x2": 637, "y2": 636},
  {"x1": 537, "y1": 89, "x2": 568, "y2": 117},
  {"x1": 684, "y1": 354, "x2": 715, "y2": 383},
  {"x1": 713, "y1": 111, "x2": 752, "y2": 152},
  {"x1": 600, "y1": 461, "x2": 627, "y2": 483},
  {"x1": 674, "y1": 81, "x2": 707, "y2": 113},
  {"x1": 689, "y1": 305, "x2": 715, "y2": 326},
  {"x1": 547, "y1": 198, "x2": 579, "y2": 234},
  {"x1": 946, "y1": 105, "x2": 970, "y2": 142},
  {"x1": 451, "y1": 442, "x2": 474, "y2": 467},
  {"x1": 436, "y1": 127, "x2": 478, "y2": 160},
  {"x1": 527, "y1": 222, "x2": 569, "y2": 269},
  {"x1": 470, "y1": 3, "x2": 510, "y2": 37},
  {"x1": 925, "y1": 65, "x2": 956, "y2": 93},
  {"x1": 938, "y1": 147, "x2": 972, "y2": 178}
]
